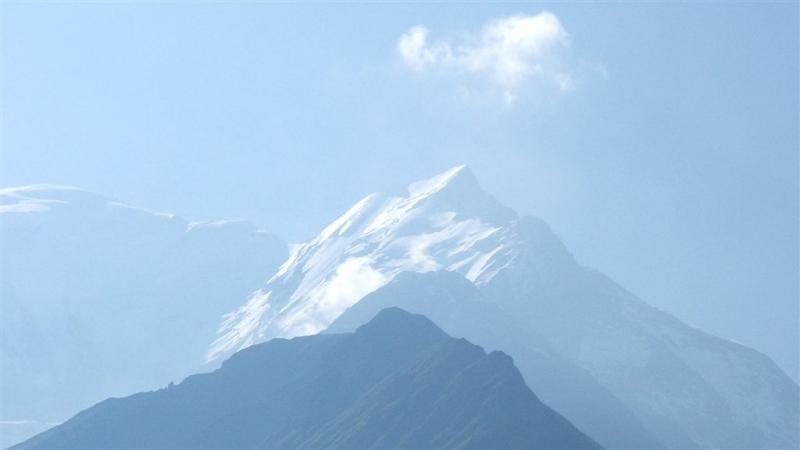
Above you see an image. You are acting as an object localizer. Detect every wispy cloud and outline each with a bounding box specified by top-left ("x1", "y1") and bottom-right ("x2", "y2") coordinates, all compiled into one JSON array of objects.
[{"x1": 397, "y1": 11, "x2": 576, "y2": 104}]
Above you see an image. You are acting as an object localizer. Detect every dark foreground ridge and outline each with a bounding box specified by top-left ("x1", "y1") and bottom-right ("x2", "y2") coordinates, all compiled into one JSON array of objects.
[{"x1": 12, "y1": 307, "x2": 601, "y2": 450}]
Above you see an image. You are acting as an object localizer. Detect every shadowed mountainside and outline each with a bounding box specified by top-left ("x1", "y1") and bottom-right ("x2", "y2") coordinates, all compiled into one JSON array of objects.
[{"x1": 13, "y1": 308, "x2": 601, "y2": 450}]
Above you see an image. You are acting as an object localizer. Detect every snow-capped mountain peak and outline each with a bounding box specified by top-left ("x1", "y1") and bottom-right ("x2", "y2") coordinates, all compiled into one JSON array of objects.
[
  {"x1": 208, "y1": 165, "x2": 800, "y2": 449},
  {"x1": 207, "y1": 165, "x2": 521, "y2": 361},
  {"x1": 408, "y1": 164, "x2": 469, "y2": 195}
]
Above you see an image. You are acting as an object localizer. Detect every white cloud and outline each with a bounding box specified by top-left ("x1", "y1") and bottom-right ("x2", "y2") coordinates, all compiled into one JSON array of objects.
[{"x1": 397, "y1": 11, "x2": 574, "y2": 104}]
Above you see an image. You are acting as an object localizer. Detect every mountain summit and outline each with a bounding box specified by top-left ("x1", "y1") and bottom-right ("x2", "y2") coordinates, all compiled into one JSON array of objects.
[
  {"x1": 208, "y1": 166, "x2": 798, "y2": 449},
  {"x1": 208, "y1": 165, "x2": 520, "y2": 360}
]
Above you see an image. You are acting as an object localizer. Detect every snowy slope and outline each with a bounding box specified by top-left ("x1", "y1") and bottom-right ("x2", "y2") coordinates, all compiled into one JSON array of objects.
[
  {"x1": 210, "y1": 166, "x2": 799, "y2": 449},
  {"x1": 208, "y1": 165, "x2": 521, "y2": 359},
  {"x1": 0, "y1": 185, "x2": 287, "y2": 448}
]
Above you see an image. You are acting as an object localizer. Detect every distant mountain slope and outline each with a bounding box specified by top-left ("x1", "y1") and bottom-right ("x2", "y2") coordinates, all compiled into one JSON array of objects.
[
  {"x1": 479, "y1": 222, "x2": 799, "y2": 449},
  {"x1": 211, "y1": 166, "x2": 799, "y2": 449},
  {"x1": 0, "y1": 185, "x2": 287, "y2": 448},
  {"x1": 12, "y1": 308, "x2": 601, "y2": 450}
]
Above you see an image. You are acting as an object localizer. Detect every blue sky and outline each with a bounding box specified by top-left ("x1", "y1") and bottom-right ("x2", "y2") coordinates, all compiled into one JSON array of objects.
[{"x1": 2, "y1": 2, "x2": 797, "y2": 378}]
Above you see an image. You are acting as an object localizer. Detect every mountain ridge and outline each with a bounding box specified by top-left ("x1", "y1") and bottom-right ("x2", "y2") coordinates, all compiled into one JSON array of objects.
[
  {"x1": 326, "y1": 270, "x2": 665, "y2": 450},
  {"x1": 12, "y1": 308, "x2": 602, "y2": 450}
]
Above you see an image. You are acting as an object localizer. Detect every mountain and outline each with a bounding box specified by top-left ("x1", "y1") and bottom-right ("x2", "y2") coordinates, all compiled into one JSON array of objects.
[
  {"x1": 0, "y1": 185, "x2": 287, "y2": 448},
  {"x1": 207, "y1": 165, "x2": 518, "y2": 359},
  {"x1": 12, "y1": 308, "x2": 601, "y2": 450},
  {"x1": 210, "y1": 166, "x2": 799, "y2": 449},
  {"x1": 327, "y1": 271, "x2": 663, "y2": 449},
  {"x1": 478, "y1": 219, "x2": 799, "y2": 449}
]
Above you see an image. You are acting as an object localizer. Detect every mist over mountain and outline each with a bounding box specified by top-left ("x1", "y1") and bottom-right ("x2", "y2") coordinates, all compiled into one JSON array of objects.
[
  {"x1": 0, "y1": 185, "x2": 287, "y2": 448},
  {"x1": 3, "y1": 3, "x2": 797, "y2": 449},
  {"x1": 212, "y1": 166, "x2": 799, "y2": 449},
  {"x1": 12, "y1": 308, "x2": 601, "y2": 450}
]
